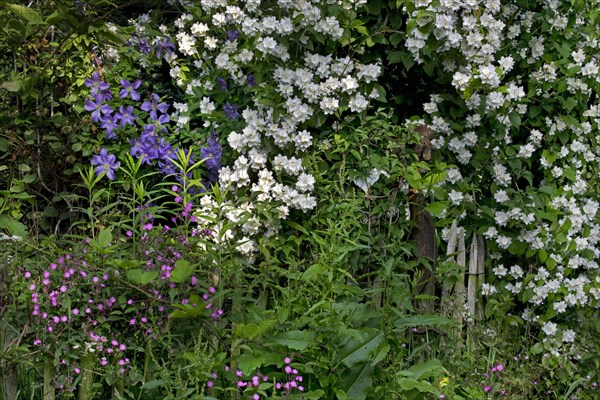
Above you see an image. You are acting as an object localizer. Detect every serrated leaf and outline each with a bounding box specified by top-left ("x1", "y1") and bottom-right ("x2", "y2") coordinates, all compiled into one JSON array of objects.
[
  {"x1": 97, "y1": 229, "x2": 112, "y2": 247},
  {"x1": 237, "y1": 352, "x2": 265, "y2": 375},
  {"x1": 127, "y1": 269, "x2": 158, "y2": 285},
  {"x1": 6, "y1": 4, "x2": 44, "y2": 24},
  {"x1": 170, "y1": 259, "x2": 195, "y2": 283}
]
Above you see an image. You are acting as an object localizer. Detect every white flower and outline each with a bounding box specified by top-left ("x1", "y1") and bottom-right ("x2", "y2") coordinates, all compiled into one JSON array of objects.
[
  {"x1": 542, "y1": 321, "x2": 557, "y2": 336},
  {"x1": 448, "y1": 190, "x2": 464, "y2": 205}
]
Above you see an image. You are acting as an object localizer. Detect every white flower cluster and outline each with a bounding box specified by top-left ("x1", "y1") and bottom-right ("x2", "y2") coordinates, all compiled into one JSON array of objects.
[
  {"x1": 145, "y1": 0, "x2": 379, "y2": 255},
  {"x1": 406, "y1": 0, "x2": 600, "y2": 343}
]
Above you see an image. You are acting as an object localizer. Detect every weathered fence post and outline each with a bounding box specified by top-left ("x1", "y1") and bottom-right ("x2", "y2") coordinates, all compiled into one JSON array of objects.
[
  {"x1": 467, "y1": 233, "x2": 485, "y2": 318},
  {"x1": 78, "y1": 351, "x2": 94, "y2": 400},
  {"x1": 43, "y1": 359, "x2": 55, "y2": 400}
]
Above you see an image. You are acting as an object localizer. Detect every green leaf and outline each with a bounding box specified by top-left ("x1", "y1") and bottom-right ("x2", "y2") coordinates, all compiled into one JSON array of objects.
[
  {"x1": 338, "y1": 329, "x2": 384, "y2": 368},
  {"x1": 0, "y1": 215, "x2": 28, "y2": 239},
  {"x1": 170, "y1": 259, "x2": 195, "y2": 284},
  {"x1": 508, "y1": 112, "x2": 521, "y2": 128},
  {"x1": 140, "y1": 379, "x2": 165, "y2": 389},
  {"x1": 97, "y1": 229, "x2": 112, "y2": 247},
  {"x1": 127, "y1": 269, "x2": 158, "y2": 285},
  {"x1": 407, "y1": 359, "x2": 445, "y2": 380},
  {"x1": 340, "y1": 362, "x2": 374, "y2": 400},
  {"x1": 425, "y1": 201, "x2": 449, "y2": 217},
  {"x1": 273, "y1": 330, "x2": 316, "y2": 351},
  {"x1": 237, "y1": 352, "x2": 265, "y2": 375},
  {"x1": 396, "y1": 378, "x2": 437, "y2": 394},
  {"x1": 394, "y1": 315, "x2": 455, "y2": 330},
  {"x1": 233, "y1": 320, "x2": 276, "y2": 339},
  {"x1": 6, "y1": 4, "x2": 44, "y2": 24},
  {"x1": 0, "y1": 81, "x2": 21, "y2": 92}
]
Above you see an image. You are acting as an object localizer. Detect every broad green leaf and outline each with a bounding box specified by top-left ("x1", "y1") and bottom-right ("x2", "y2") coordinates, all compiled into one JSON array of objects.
[
  {"x1": 338, "y1": 329, "x2": 384, "y2": 368},
  {"x1": 127, "y1": 269, "x2": 158, "y2": 285},
  {"x1": 233, "y1": 320, "x2": 276, "y2": 339},
  {"x1": 237, "y1": 352, "x2": 265, "y2": 375},
  {"x1": 273, "y1": 330, "x2": 316, "y2": 351},
  {"x1": 0, "y1": 81, "x2": 21, "y2": 92},
  {"x1": 0, "y1": 215, "x2": 28, "y2": 239},
  {"x1": 6, "y1": 4, "x2": 44, "y2": 24},
  {"x1": 340, "y1": 362, "x2": 374, "y2": 400},
  {"x1": 396, "y1": 377, "x2": 437, "y2": 394},
  {"x1": 407, "y1": 359, "x2": 445, "y2": 380},
  {"x1": 170, "y1": 259, "x2": 195, "y2": 283},
  {"x1": 425, "y1": 201, "x2": 449, "y2": 217},
  {"x1": 97, "y1": 229, "x2": 112, "y2": 247}
]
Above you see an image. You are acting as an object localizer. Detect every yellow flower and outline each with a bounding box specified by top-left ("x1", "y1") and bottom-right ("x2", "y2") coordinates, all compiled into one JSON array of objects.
[{"x1": 440, "y1": 377, "x2": 449, "y2": 387}]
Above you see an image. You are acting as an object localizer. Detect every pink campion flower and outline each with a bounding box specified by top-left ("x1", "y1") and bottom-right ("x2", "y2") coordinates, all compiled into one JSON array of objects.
[
  {"x1": 33, "y1": 339, "x2": 41, "y2": 345},
  {"x1": 29, "y1": 284, "x2": 36, "y2": 291},
  {"x1": 206, "y1": 380, "x2": 214, "y2": 388},
  {"x1": 74, "y1": 368, "x2": 81, "y2": 374},
  {"x1": 103, "y1": 274, "x2": 109, "y2": 281},
  {"x1": 298, "y1": 386, "x2": 304, "y2": 391},
  {"x1": 92, "y1": 276, "x2": 99, "y2": 283},
  {"x1": 126, "y1": 230, "x2": 133, "y2": 237},
  {"x1": 143, "y1": 223, "x2": 153, "y2": 231},
  {"x1": 72, "y1": 308, "x2": 79, "y2": 315},
  {"x1": 496, "y1": 364, "x2": 504, "y2": 371},
  {"x1": 253, "y1": 394, "x2": 260, "y2": 400},
  {"x1": 50, "y1": 263, "x2": 57, "y2": 270},
  {"x1": 60, "y1": 285, "x2": 67, "y2": 292},
  {"x1": 60, "y1": 315, "x2": 67, "y2": 322},
  {"x1": 119, "y1": 344, "x2": 126, "y2": 351},
  {"x1": 111, "y1": 340, "x2": 119, "y2": 347},
  {"x1": 285, "y1": 366, "x2": 293, "y2": 374},
  {"x1": 284, "y1": 357, "x2": 292, "y2": 364},
  {"x1": 484, "y1": 386, "x2": 492, "y2": 392},
  {"x1": 24, "y1": 271, "x2": 31, "y2": 278},
  {"x1": 235, "y1": 370, "x2": 243, "y2": 377},
  {"x1": 100, "y1": 358, "x2": 108, "y2": 367}
]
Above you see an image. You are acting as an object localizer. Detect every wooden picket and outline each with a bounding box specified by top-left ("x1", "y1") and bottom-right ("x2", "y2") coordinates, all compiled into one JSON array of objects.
[{"x1": 441, "y1": 221, "x2": 486, "y2": 321}]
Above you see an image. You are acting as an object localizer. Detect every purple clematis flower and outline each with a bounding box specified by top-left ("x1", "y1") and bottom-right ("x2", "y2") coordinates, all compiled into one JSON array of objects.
[
  {"x1": 155, "y1": 38, "x2": 175, "y2": 59},
  {"x1": 226, "y1": 29, "x2": 240, "y2": 42},
  {"x1": 247, "y1": 74, "x2": 256, "y2": 87},
  {"x1": 84, "y1": 72, "x2": 110, "y2": 95},
  {"x1": 119, "y1": 79, "x2": 142, "y2": 101},
  {"x1": 201, "y1": 133, "x2": 222, "y2": 172},
  {"x1": 100, "y1": 114, "x2": 119, "y2": 139},
  {"x1": 223, "y1": 102, "x2": 240, "y2": 121},
  {"x1": 216, "y1": 77, "x2": 227, "y2": 91},
  {"x1": 141, "y1": 94, "x2": 169, "y2": 121},
  {"x1": 84, "y1": 94, "x2": 114, "y2": 122},
  {"x1": 115, "y1": 105, "x2": 137, "y2": 126},
  {"x1": 91, "y1": 148, "x2": 120, "y2": 180},
  {"x1": 139, "y1": 38, "x2": 151, "y2": 54}
]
